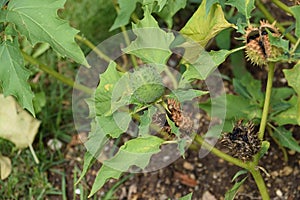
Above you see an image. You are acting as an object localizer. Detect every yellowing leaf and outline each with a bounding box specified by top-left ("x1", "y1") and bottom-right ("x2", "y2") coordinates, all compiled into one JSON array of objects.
[
  {"x1": 180, "y1": 0, "x2": 235, "y2": 47},
  {"x1": 0, "y1": 94, "x2": 40, "y2": 148},
  {"x1": 0, "y1": 155, "x2": 12, "y2": 180}
]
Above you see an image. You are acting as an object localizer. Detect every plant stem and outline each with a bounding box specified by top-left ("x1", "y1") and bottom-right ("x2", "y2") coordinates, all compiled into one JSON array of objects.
[
  {"x1": 75, "y1": 35, "x2": 112, "y2": 63},
  {"x1": 112, "y1": 1, "x2": 138, "y2": 68},
  {"x1": 194, "y1": 135, "x2": 270, "y2": 199},
  {"x1": 22, "y1": 51, "x2": 94, "y2": 95},
  {"x1": 258, "y1": 62, "x2": 275, "y2": 140},
  {"x1": 255, "y1": 0, "x2": 297, "y2": 44},
  {"x1": 75, "y1": 35, "x2": 126, "y2": 72},
  {"x1": 194, "y1": 135, "x2": 250, "y2": 169},
  {"x1": 250, "y1": 168, "x2": 270, "y2": 200},
  {"x1": 290, "y1": 37, "x2": 300, "y2": 55},
  {"x1": 271, "y1": 0, "x2": 293, "y2": 15}
]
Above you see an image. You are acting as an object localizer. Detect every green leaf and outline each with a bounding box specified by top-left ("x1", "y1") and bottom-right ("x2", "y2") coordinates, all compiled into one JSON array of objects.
[
  {"x1": 290, "y1": 5, "x2": 300, "y2": 38},
  {"x1": 268, "y1": 32, "x2": 289, "y2": 52},
  {"x1": 199, "y1": 94, "x2": 261, "y2": 132},
  {"x1": 4, "y1": 0, "x2": 88, "y2": 66},
  {"x1": 180, "y1": 0, "x2": 235, "y2": 47},
  {"x1": 257, "y1": 141, "x2": 270, "y2": 159},
  {"x1": 0, "y1": 39, "x2": 35, "y2": 115},
  {"x1": 76, "y1": 152, "x2": 95, "y2": 185},
  {"x1": 104, "y1": 135, "x2": 164, "y2": 171},
  {"x1": 225, "y1": 0, "x2": 255, "y2": 22},
  {"x1": 110, "y1": 0, "x2": 168, "y2": 31},
  {"x1": 166, "y1": 114, "x2": 180, "y2": 136},
  {"x1": 271, "y1": 95, "x2": 299, "y2": 125},
  {"x1": 225, "y1": 177, "x2": 248, "y2": 200},
  {"x1": 94, "y1": 61, "x2": 123, "y2": 116},
  {"x1": 89, "y1": 165, "x2": 123, "y2": 197},
  {"x1": 233, "y1": 72, "x2": 264, "y2": 103},
  {"x1": 84, "y1": 120, "x2": 110, "y2": 157},
  {"x1": 231, "y1": 170, "x2": 248, "y2": 182},
  {"x1": 123, "y1": 9, "x2": 174, "y2": 64},
  {"x1": 283, "y1": 63, "x2": 300, "y2": 124},
  {"x1": 138, "y1": 106, "x2": 157, "y2": 136},
  {"x1": 32, "y1": 92, "x2": 46, "y2": 114},
  {"x1": 110, "y1": 0, "x2": 139, "y2": 31},
  {"x1": 180, "y1": 49, "x2": 231, "y2": 82},
  {"x1": 215, "y1": 29, "x2": 232, "y2": 50},
  {"x1": 209, "y1": 49, "x2": 231, "y2": 68},
  {"x1": 96, "y1": 112, "x2": 131, "y2": 138},
  {"x1": 89, "y1": 135, "x2": 164, "y2": 196},
  {"x1": 169, "y1": 89, "x2": 208, "y2": 102},
  {"x1": 157, "y1": 0, "x2": 187, "y2": 28},
  {"x1": 272, "y1": 126, "x2": 300, "y2": 153},
  {"x1": 179, "y1": 192, "x2": 193, "y2": 200},
  {"x1": 205, "y1": 0, "x2": 219, "y2": 15}
]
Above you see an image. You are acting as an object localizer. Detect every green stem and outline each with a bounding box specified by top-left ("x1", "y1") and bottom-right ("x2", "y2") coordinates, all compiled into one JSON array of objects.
[
  {"x1": 75, "y1": 35, "x2": 126, "y2": 72},
  {"x1": 113, "y1": 1, "x2": 138, "y2": 68},
  {"x1": 255, "y1": 0, "x2": 297, "y2": 44},
  {"x1": 194, "y1": 135, "x2": 250, "y2": 169},
  {"x1": 250, "y1": 168, "x2": 270, "y2": 200},
  {"x1": 75, "y1": 35, "x2": 111, "y2": 63},
  {"x1": 194, "y1": 135, "x2": 270, "y2": 199},
  {"x1": 22, "y1": 51, "x2": 93, "y2": 95},
  {"x1": 290, "y1": 37, "x2": 300, "y2": 55},
  {"x1": 271, "y1": 0, "x2": 293, "y2": 15},
  {"x1": 258, "y1": 62, "x2": 275, "y2": 140}
]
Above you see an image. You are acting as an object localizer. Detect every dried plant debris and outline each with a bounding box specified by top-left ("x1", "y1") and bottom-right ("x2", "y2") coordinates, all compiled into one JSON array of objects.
[
  {"x1": 167, "y1": 98, "x2": 194, "y2": 134},
  {"x1": 220, "y1": 120, "x2": 261, "y2": 161}
]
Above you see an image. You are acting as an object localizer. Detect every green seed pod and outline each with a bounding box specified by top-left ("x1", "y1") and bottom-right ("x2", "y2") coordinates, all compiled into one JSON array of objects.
[{"x1": 130, "y1": 66, "x2": 165, "y2": 104}]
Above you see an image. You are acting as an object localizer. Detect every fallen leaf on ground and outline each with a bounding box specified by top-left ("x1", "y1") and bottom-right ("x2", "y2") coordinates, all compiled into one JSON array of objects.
[
  {"x1": 0, "y1": 154, "x2": 12, "y2": 180},
  {"x1": 0, "y1": 94, "x2": 40, "y2": 148}
]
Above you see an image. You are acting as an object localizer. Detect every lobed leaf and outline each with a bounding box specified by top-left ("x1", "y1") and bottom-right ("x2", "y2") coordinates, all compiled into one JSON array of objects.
[
  {"x1": 110, "y1": 0, "x2": 168, "y2": 31},
  {"x1": 89, "y1": 135, "x2": 164, "y2": 197},
  {"x1": 3, "y1": 0, "x2": 88, "y2": 66},
  {"x1": 0, "y1": 39, "x2": 35, "y2": 115},
  {"x1": 123, "y1": 9, "x2": 174, "y2": 65},
  {"x1": 157, "y1": 0, "x2": 187, "y2": 28},
  {"x1": 180, "y1": 0, "x2": 235, "y2": 47},
  {"x1": 94, "y1": 61, "x2": 123, "y2": 116},
  {"x1": 225, "y1": 0, "x2": 255, "y2": 22}
]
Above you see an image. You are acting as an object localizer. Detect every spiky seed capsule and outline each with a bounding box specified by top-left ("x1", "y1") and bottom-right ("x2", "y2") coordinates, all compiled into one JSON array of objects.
[
  {"x1": 244, "y1": 20, "x2": 282, "y2": 66},
  {"x1": 130, "y1": 66, "x2": 165, "y2": 104},
  {"x1": 220, "y1": 120, "x2": 261, "y2": 161}
]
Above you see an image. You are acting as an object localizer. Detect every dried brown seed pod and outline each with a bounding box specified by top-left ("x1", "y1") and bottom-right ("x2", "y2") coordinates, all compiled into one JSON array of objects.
[{"x1": 220, "y1": 120, "x2": 261, "y2": 161}]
